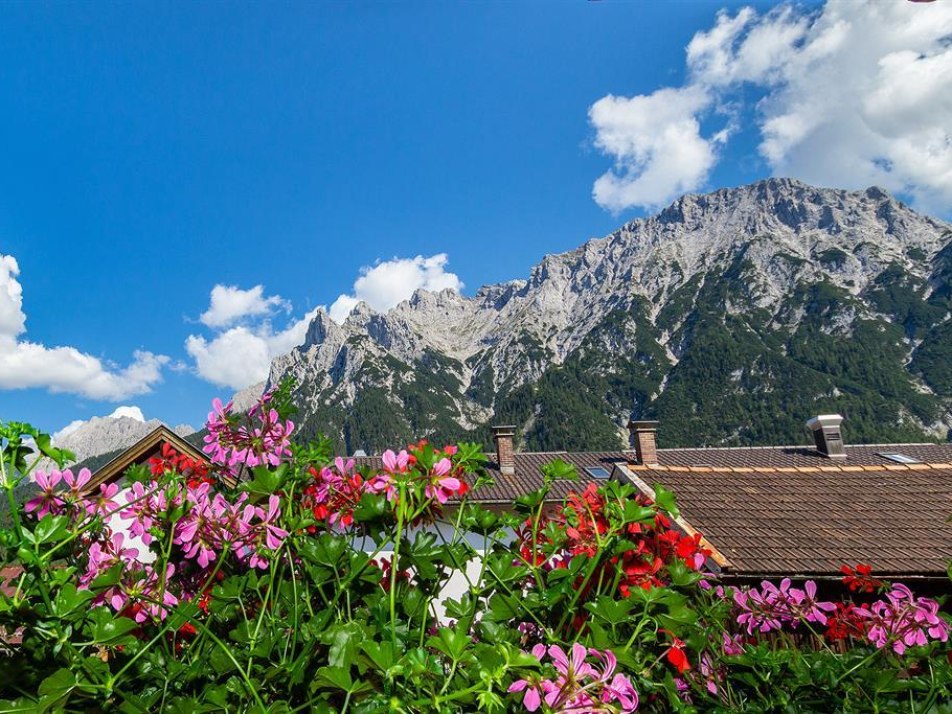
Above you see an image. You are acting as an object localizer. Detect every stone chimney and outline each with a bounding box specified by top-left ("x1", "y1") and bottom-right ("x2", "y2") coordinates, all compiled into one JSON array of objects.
[
  {"x1": 806, "y1": 414, "x2": 846, "y2": 459},
  {"x1": 627, "y1": 420, "x2": 659, "y2": 465},
  {"x1": 492, "y1": 425, "x2": 516, "y2": 475}
]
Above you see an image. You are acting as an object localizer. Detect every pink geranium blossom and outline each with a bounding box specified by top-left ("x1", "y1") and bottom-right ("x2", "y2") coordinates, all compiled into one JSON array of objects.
[
  {"x1": 424, "y1": 458, "x2": 461, "y2": 505},
  {"x1": 856, "y1": 583, "x2": 949, "y2": 654},
  {"x1": 509, "y1": 643, "x2": 638, "y2": 713},
  {"x1": 25, "y1": 470, "x2": 65, "y2": 518}
]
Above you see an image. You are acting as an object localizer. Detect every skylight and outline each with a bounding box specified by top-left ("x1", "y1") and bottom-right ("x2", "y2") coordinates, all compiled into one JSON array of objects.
[
  {"x1": 585, "y1": 466, "x2": 611, "y2": 479},
  {"x1": 877, "y1": 453, "x2": 922, "y2": 465}
]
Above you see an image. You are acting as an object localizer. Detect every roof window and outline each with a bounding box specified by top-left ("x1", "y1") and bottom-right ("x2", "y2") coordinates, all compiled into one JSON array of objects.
[
  {"x1": 877, "y1": 453, "x2": 922, "y2": 464},
  {"x1": 585, "y1": 466, "x2": 611, "y2": 479}
]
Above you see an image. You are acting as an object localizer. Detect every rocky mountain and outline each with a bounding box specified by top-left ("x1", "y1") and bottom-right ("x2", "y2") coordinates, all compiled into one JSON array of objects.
[
  {"x1": 265, "y1": 178, "x2": 952, "y2": 453},
  {"x1": 49, "y1": 410, "x2": 195, "y2": 470}
]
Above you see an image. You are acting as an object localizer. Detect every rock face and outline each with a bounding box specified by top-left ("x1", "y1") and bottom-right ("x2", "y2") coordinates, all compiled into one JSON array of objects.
[
  {"x1": 53, "y1": 416, "x2": 195, "y2": 467},
  {"x1": 266, "y1": 178, "x2": 952, "y2": 453}
]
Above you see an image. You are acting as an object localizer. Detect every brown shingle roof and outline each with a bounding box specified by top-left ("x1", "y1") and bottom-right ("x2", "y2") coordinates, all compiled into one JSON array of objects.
[
  {"x1": 656, "y1": 443, "x2": 952, "y2": 468},
  {"x1": 628, "y1": 464, "x2": 952, "y2": 577}
]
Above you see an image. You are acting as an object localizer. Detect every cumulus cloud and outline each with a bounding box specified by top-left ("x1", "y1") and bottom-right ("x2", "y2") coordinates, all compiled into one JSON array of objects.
[
  {"x1": 187, "y1": 254, "x2": 463, "y2": 389},
  {"x1": 199, "y1": 284, "x2": 290, "y2": 329},
  {"x1": 329, "y1": 254, "x2": 463, "y2": 323},
  {"x1": 0, "y1": 254, "x2": 167, "y2": 400},
  {"x1": 53, "y1": 405, "x2": 146, "y2": 442},
  {"x1": 186, "y1": 282, "x2": 318, "y2": 390},
  {"x1": 590, "y1": 0, "x2": 952, "y2": 212},
  {"x1": 590, "y1": 86, "x2": 721, "y2": 212}
]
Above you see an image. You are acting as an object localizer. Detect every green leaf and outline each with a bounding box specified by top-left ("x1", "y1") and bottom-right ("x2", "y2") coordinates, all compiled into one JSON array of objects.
[
  {"x1": 540, "y1": 459, "x2": 577, "y2": 483},
  {"x1": 314, "y1": 665, "x2": 353, "y2": 692},
  {"x1": 34, "y1": 515, "x2": 69, "y2": 545},
  {"x1": 87, "y1": 607, "x2": 139, "y2": 644},
  {"x1": 652, "y1": 484, "x2": 680, "y2": 518},
  {"x1": 585, "y1": 595, "x2": 635, "y2": 626},
  {"x1": 321, "y1": 622, "x2": 364, "y2": 669},
  {"x1": 361, "y1": 641, "x2": 397, "y2": 673},
  {"x1": 240, "y1": 464, "x2": 289, "y2": 496},
  {"x1": 37, "y1": 668, "x2": 76, "y2": 700},
  {"x1": 429, "y1": 624, "x2": 470, "y2": 661},
  {"x1": 52, "y1": 583, "x2": 95, "y2": 617},
  {"x1": 210, "y1": 646, "x2": 238, "y2": 674}
]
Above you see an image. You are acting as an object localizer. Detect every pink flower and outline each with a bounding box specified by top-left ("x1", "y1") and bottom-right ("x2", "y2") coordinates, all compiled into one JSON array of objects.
[
  {"x1": 788, "y1": 580, "x2": 837, "y2": 625},
  {"x1": 857, "y1": 583, "x2": 949, "y2": 654},
  {"x1": 120, "y1": 480, "x2": 168, "y2": 545},
  {"x1": 549, "y1": 642, "x2": 598, "y2": 681},
  {"x1": 508, "y1": 679, "x2": 542, "y2": 712},
  {"x1": 243, "y1": 495, "x2": 289, "y2": 569},
  {"x1": 257, "y1": 495, "x2": 289, "y2": 550},
  {"x1": 25, "y1": 470, "x2": 65, "y2": 518},
  {"x1": 425, "y1": 458, "x2": 461, "y2": 504},
  {"x1": 81, "y1": 531, "x2": 140, "y2": 585},
  {"x1": 203, "y1": 393, "x2": 294, "y2": 471},
  {"x1": 381, "y1": 449, "x2": 410, "y2": 474},
  {"x1": 62, "y1": 467, "x2": 91, "y2": 494},
  {"x1": 85, "y1": 482, "x2": 121, "y2": 519},
  {"x1": 603, "y1": 673, "x2": 639, "y2": 712},
  {"x1": 722, "y1": 632, "x2": 744, "y2": 656}
]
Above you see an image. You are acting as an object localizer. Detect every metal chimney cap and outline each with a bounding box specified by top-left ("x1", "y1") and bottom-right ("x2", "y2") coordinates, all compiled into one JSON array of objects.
[
  {"x1": 627, "y1": 420, "x2": 659, "y2": 431},
  {"x1": 491, "y1": 425, "x2": 516, "y2": 435},
  {"x1": 806, "y1": 414, "x2": 843, "y2": 431}
]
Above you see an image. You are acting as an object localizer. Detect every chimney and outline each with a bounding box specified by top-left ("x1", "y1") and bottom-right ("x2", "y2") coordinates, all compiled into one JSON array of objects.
[
  {"x1": 806, "y1": 414, "x2": 846, "y2": 459},
  {"x1": 492, "y1": 425, "x2": 516, "y2": 475},
  {"x1": 627, "y1": 420, "x2": 659, "y2": 465}
]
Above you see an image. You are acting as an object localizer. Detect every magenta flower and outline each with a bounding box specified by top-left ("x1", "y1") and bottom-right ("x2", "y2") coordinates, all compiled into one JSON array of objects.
[
  {"x1": 425, "y1": 458, "x2": 461, "y2": 504},
  {"x1": 120, "y1": 480, "x2": 169, "y2": 545},
  {"x1": 203, "y1": 393, "x2": 294, "y2": 472},
  {"x1": 722, "y1": 632, "x2": 744, "y2": 656},
  {"x1": 85, "y1": 482, "x2": 121, "y2": 519},
  {"x1": 243, "y1": 495, "x2": 289, "y2": 569},
  {"x1": 508, "y1": 679, "x2": 543, "y2": 712},
  {"x1": 25, "y1": 470, "x2": 65, "y2": 518},
  {"x1": 508, "y1": 643, "x2": 638, "y2": 713},
  {"x1": 257, "y1": 495, "x2": 288, "y2": 550},
  {"x1": 62, "y1": 467, "x2": 91, "y2": 493},
  {"x1": 81, "y1": 531, "x2": 140, "y2": 587},
  {"x1": 381, "y1": 449, "x2": 410, "y2": 474},
  {"x1": 857, "y1": 583, "x2": 950, "y2": 654},
  {"x1": 788, "y1": 580, "x2": 837, "y2": 625}
]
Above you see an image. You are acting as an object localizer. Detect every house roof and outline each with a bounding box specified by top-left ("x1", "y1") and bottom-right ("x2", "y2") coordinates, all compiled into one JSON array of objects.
[
  {"x1": 620, "y1": 462, "x2": 952, "y2": 578},
  {"x1": 86, "y1": 426, "x2": 222, "y2": 492},
  {"x1": 654, "y1": 442, "x2": 952, "y2": 469},
  {"x1": 358, "y1": 442, "x2": 952, "y2": 578}
]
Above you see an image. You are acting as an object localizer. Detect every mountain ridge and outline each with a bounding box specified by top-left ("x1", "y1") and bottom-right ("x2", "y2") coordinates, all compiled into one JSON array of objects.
[{"x1": 264, "y1": 178, "x2": 952, "y2": 453}]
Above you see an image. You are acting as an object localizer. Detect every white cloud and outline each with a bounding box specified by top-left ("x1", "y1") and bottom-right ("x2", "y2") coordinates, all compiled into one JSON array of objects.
[
  {"x1": 590, "y1": 86, "x2": 721, "y2": 212},
  {"x1": 329, "y1": 254, "x2": 463, "y2": 323},
  {"x1": 590, "y1": 0, "x2": 952, "y2": 212},
  {"x1": 52, "y1": 405, "x2": 146, "y2": 442},
  {"x1": 186, "y1": 282, "x2": 318, "y2": 390},
  {"x1": 0, "y1": 254, "x2": 167, "y2": 400},
  {"x1": 187, "y1": 255, "x2": 463, "y2": 389},
  {"x1": 199, "y1": 284, "x2": 290, "y2": 329}
]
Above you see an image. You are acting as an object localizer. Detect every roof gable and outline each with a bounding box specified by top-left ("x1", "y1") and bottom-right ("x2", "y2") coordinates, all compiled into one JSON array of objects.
[{"x1": 85, "y1": 426, "x2": 217, "y2": 492}]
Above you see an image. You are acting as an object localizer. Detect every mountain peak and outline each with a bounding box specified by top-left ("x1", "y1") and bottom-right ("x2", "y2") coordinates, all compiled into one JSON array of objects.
[{"x1": 270, "y1": 179, "x2": 952, "y2": 454}]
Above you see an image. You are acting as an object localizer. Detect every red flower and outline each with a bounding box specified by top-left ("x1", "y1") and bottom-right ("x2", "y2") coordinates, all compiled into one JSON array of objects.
[
  {"x1": 840, "y1": 563, "x2": 883, "y2": 593},
  {"x1": 824, "y1": 602, "x2": 868, "y2": 642},
  {"x1": 665, "y1": 637, "x2": 691, "y2": 673}
]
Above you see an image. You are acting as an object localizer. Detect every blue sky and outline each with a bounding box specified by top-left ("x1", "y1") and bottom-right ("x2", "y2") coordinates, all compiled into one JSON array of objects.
[{"x1": 1, "y1": 0, "x2": 950, "y2": 436}]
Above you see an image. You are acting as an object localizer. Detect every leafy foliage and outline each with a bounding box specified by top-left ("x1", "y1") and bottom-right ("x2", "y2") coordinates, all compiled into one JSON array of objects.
[{"x1": 2, "y1": 397, "x2": 951, "y2": 712}]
